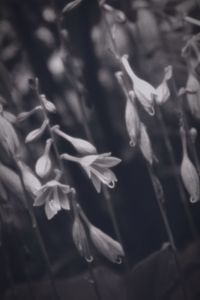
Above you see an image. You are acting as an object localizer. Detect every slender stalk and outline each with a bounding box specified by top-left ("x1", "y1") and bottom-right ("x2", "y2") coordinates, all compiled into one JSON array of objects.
[
  {"x1": 147, "y1": 166, "x2": 189, "y2": 300},
  {"x1": 13, "y1": 157, "x2": 60, "y2": 300},
  {"x1": 155, "y1": 103, "x2": 199, "y2": 242},
  {"x1": 0, "y1": 212, "x2": 17, "y2": 300},
  {"x1": 33, "y1": 79, "x2": 104, "y2": 300}
]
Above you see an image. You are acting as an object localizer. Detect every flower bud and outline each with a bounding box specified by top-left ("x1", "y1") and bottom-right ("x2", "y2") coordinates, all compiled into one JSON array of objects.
[
  {"x1": 17, "y1": 106, "x2": 41, "y2": 122},
  {"x1": 17, "y1": 160, "x2": 41, "y2": 198},
  {"x1": 125, "y1": 97, "x2": 141, "y2": 147},
  {"x1": 180, "y1": 127, "x2": 200, "y2": 203},
  {"x1": 25, "y1": 119, "x2": 49, "y2": 143},
  {"x1": 53, "y1": 126, "x2": 97, "y2": 155},
  {"x1": 186, "y1": 72, "x2": 200, "y2": 121},
  {"x1": 190, "y1": 127, "x2": 198, "y2": 144},
  {"x1": 35, "y1": 139, "x2": 52, "y2": 178},
  {"x1": 72, "y1": 215, "x2": 93, "y2": 262},
  {"x1": 139, "y1": 122, "x2": 153, "y2": 165},
  {"x1": 40, "y1": 94, "x2": 56, "y2": 113},
  {"x1": 89, "y1": 225, "x2": 124, "y2": 264},
  {"x1": 155, "y1": 65, "x2": 172, "y2": 105},
  {"x1": 121, "y1": 55, "x2": 156, "y2": 116}
]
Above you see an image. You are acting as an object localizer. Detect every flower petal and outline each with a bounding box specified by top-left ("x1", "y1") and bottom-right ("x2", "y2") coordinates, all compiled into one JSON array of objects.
[
  {"x1": 90, "y1": 173, "x2": 101, "y2": 193},
  {"x1": 44, "y1": 200, "x2": 58, "y2": 220}
]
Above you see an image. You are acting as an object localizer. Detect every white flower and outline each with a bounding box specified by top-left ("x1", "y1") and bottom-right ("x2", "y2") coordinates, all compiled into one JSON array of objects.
[
  {"x1": 34, "y1": 180, "x2": 72, "y2": 219},
  {"x1": 60, "y1": 152, "x2": 121, "y2": 193},
  {"x1": 121, "y1": 55, "x2": 156, "y2": 115}
]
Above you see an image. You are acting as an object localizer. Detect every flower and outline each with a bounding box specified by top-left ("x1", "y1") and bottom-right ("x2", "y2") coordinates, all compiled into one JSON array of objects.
[
  {"x1": 60, "y1": 152, "x2": 121, "y2": 193},
  {"x1": 121, "y1": 55, "x2": 156, "y2": 115},
  {"x1": 89, "y1": 225, "x2": 124, "y2": 264},
  {"x1": 35, "y1": 139, "x2": 52, "y2": 178},
  {"x1": 155, "y1": 65, "x2": 172, "y2": 105},
  {"x1": 34, "y1": 180, "x2": 72, "y2": 219},
  {"x1": 180, "y1": 126, "x2": 200, "y2": 203}
]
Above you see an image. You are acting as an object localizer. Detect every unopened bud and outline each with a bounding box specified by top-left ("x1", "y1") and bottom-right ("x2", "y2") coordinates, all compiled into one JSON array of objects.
[{"x1": 25, "y1": 119, "x2": 49, "y2": 143}]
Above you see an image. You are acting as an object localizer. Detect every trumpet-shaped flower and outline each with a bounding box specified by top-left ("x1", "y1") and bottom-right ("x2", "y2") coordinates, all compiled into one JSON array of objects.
[
  {"x1": 89, "y1": 224, "x2": 124, "y2": 264},
  {"x1": 34, "y1": 180, "x2": 72, "y2": 219},
  {"x1": 121, "y1": 55, "x2": 156, "y2": 115},
  {"x1": 60, "y1": 152, "x2": 121, "y2": 193},
  {"x1": 72, "y1": 214, "x2": 93, "y2": 262}
]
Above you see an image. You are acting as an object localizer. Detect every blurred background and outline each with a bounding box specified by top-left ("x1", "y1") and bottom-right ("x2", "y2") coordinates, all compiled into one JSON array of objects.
[{"x1": 0, "y1": 0, "x2": 200, "y2": 298}]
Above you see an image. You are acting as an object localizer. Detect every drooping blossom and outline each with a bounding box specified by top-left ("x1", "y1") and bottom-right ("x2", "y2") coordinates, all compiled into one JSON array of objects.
[
  {"x1": 180, "y1": 126, "x2": 200, "y2": 203},
  {"x1": 89, "y1": 224, "x2": 124, "y2": 264},
  {"x1": 34, "y1": 180, "x2": 72, "y2": 219},
  {"x1": 121, "y1": 55, "x2": 156, "y2": 115},
  {"x1": 60, "y1": 152, "x2": 121, "y2": 193}
]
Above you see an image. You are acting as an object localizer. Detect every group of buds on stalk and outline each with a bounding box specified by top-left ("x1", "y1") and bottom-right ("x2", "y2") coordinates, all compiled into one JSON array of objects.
[{"x1": 16, "y1": 78, "x2": 123, "y2": 264}]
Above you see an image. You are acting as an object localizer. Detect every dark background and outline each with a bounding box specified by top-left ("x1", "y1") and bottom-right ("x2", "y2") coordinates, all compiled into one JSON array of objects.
[{"x1": 0, "y1": 0, "x2": 200, "y2": 296}]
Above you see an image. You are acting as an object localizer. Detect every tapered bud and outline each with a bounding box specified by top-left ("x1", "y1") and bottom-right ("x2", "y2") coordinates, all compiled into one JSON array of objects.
[
  {"x1": 35, "y1": 139, "x2": 52, "y2": 178},
  {"x1": 89, "y1": 225, "x2": 124, "y2": 264},
  {"x1": 17, "y1": 106, "x2": 41, "y2": 122},
  {"x1": 180, "y1": 127, "x2": 200, "y2": 203},
  {"x1": 72, "y1": 215, "x2": 93, "y2": 262},
  {"x1": 52, "y1": 125, "x2": 97, "y2": 155},
  {"x1": 139, "y1": 122, "x2": 153, "y2": 165},
  {"x1": 25, "y1": 119, "x2": 49, "y2": 143},
  {"x1": 125, "y1": 95, "x2": 141, "y2": 147},
  {"x1": 40, "y1": 94, "x2": 56, "y2": 113},
  {"x1": 155, "y1": 65, "x2": 172, "y2": 105},
  {"x1": 190, "y1": 127, "x2": 198, "y2": 144},
  {"x1": 186, "y1": 72, "x2": 200, "y2": 121}
]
